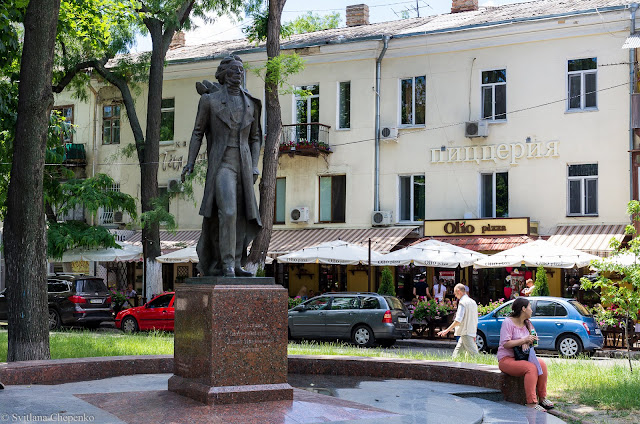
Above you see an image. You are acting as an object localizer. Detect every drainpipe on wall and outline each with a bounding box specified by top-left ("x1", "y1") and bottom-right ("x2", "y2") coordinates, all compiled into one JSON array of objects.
[
  {"x1": 87, "y1": 82, "x2": 99, "y2": 226},
  {"x1": 630, "y1": 3, "x2": 638, "y2": 200},
  {"x1": 375, "y1": 35, "x2": 390, "y2": 212}
]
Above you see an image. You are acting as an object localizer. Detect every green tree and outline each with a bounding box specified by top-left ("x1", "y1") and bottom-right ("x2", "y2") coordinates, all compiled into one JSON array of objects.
[
  {"x1": 4, "y1": 0, "x2": 61, "y2": 362},
  {"x1": 532, "y1": 265, "x2": 549, "y2": 296},
  {"x1": 243, "y1": 9, "x2": 339, "y2": 43},
  {"x1": 288, "y1": 11, "x2": 340, "y2": 34},
  {"x1": 245, "y1": 0, "x2": 293, "y2": 271},
  {"x1": 582, "y1": 200, "x2": 640, "y2": 371},
  {"x1": 378, "y1": 267, "x2": 396, "y2": 296}
]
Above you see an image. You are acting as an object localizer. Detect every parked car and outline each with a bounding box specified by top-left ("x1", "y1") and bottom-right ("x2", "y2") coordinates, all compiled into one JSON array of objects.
[
  {"x1": 476, "y1": 296, "x2": 603, "y2": 357},
  {"x1": 115, "y1": 292, "x2": 175, "y2": 333},
  {"x1": 288, "y1": 292, "x2": 412, "y2": 347},
  {"x1": 0, "y1": 274, "x2": 113, "y2": 330}
]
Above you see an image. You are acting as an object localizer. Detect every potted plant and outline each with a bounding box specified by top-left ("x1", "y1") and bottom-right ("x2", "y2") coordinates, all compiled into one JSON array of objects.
[{"x1": 109, "y1": 289, "x2": 127, "y2": 313}]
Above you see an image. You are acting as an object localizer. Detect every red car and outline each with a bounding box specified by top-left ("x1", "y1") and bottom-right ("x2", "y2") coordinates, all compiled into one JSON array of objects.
[{"x1": 115, "y1": 292, "x2": 175, "y2": 333}]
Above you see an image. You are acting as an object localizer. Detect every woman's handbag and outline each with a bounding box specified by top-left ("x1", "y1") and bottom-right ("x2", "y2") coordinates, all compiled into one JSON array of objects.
[{"x1": 513, "y1": 345, "x2": 530, "y2": 361}]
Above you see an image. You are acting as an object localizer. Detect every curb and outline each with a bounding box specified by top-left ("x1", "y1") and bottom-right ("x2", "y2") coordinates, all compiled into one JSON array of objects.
[
  {"x1": 549, "y1": 408, "x2": 596, "y2": 424},
  {"x1": 396, "y1": 338, "x2": 457, "y2": 349}
]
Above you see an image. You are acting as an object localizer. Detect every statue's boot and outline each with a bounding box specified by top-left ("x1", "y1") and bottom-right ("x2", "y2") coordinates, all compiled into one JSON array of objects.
[{"x1": 234, "y1": 267, "x2": 252, "y2": 277}]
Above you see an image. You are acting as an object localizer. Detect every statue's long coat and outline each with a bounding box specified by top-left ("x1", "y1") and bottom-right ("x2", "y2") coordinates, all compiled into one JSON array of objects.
[{"x1": 186, "y1": 83, "x2": 263, "y2": 271}]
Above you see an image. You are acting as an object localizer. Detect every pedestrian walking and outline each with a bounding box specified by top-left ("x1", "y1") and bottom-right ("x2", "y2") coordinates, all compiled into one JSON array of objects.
[{"x1": 437, "y1": 283, "x2": 478, "y2": 358}]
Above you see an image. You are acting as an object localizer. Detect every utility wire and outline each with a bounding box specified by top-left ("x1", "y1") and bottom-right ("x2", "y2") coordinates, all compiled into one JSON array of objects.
[{"x1": 0, "y1": 77, "x2": 632, "y2": 167}]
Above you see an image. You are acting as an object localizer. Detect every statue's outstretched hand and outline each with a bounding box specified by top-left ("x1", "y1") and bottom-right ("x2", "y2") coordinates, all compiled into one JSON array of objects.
[{"x1": 181, "y1": 163, "x2": 194, "y2": 182}]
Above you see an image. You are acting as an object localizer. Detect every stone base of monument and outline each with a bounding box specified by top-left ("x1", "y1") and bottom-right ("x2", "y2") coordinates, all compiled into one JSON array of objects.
[{"x1": 168, "y1": 276, "x2": 294, "y2": 405}]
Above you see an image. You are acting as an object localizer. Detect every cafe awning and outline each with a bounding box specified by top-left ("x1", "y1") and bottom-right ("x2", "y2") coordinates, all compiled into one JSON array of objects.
[
  {"x1": 548, "y1": 224, "x2": 627, "y2": 257},
  {"x1": 267, "y1": 227, "x2": 417, "y2": 258},
  {"x1": 429, "y1": 235, "x2": 536, "y2": 253}
]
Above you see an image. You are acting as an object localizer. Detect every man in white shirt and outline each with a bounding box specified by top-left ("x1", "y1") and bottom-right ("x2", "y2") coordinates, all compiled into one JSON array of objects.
[{"x1": 437, "y1": 284, "x2": 479, "y2": 358}]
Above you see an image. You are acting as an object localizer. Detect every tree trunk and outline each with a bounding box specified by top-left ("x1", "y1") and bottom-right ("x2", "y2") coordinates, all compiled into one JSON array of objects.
[
  {"x1": 139, "y1": 18, "x2": 175, "y2": 300},
  {"x1": 247, "y1": 0, "x2": 286, "y2": 271},
  {"x1": 5, "y1": 0, "x2": 61, "y2": 362}
]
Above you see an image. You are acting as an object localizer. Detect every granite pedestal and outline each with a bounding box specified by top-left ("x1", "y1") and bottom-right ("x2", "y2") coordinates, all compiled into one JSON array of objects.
[{"x1": 168, "y1": 276, "x2": 293, "y2": 405}]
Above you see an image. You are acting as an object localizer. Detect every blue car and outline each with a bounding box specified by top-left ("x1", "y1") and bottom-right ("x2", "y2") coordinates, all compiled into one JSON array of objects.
[{"x1": 476, "y1": 296, "x2": 603, "y2": 357}]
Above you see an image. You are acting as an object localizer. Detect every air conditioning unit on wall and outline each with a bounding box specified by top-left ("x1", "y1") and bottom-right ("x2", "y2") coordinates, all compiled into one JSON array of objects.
[
  {"x1": 465, "y1": 121, "x2": 489, "y2": 138},
  {"x1": 168, "y1": 178, "x2": 183, "y2": 192},
  {"x1": 380, "y1": 127, "x2": 398, "y2": 141},
  {"x1": 372, "y1": 210, "x2": 393, "y2": 226},
  {"x1": 290, "y1": 207, "x2": 309, "y2": 223},
  {"x1": 113, "y1": 211, "x2": 125, "y2": 224}
]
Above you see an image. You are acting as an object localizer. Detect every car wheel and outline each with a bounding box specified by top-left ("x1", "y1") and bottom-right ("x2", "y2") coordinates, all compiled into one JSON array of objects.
[
  {"x1": 557, "y1": 334, "x2": 583, "y2": 357},
  {"x1": 351, "y1": 325, "x2": 375, "y2": 347},
  {"x1": 378, "y1": 339, "x2": 396, "y2": 348},
  {"x1": 121, "y1": 316, "x2": 139, "y2": 333},
  {"x1": 48, "y1": 309, "x2": 61, "y2": 330},
  {"x1": 476, "y1": 331, "x2": 487, "y2": 352}
]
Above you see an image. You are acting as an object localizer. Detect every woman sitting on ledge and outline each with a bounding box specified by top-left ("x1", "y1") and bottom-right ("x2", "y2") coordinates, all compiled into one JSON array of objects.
[{"x1": 497, "y1": 297, "x2": 553, "y2": 412}]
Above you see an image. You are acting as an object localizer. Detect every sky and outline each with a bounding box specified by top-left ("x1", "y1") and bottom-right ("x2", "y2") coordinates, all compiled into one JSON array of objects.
[{"x1": 132, "y1": 0, "x2": 533, "y2": 52}]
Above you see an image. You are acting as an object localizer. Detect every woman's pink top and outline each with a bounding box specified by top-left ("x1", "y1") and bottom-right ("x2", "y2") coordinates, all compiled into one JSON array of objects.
[{"x1": 497, "y1": 317, "x2": 532, "y2": 361}]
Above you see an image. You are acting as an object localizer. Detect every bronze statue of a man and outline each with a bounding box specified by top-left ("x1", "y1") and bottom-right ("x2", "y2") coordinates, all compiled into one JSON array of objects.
[{"x1": 181, "y1": 55, "x2": 262, "y2": 277}]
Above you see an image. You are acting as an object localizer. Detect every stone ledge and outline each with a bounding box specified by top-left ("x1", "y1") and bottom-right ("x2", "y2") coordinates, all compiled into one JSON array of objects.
[{"x1": 0, "y1": 354, "x2": 525, "y2": 404}]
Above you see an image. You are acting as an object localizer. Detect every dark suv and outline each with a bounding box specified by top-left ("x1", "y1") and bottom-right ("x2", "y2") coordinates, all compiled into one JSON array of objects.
[
  {"x1": 0, "y1": 275, "x2": 113, "y2": 330},
  {"x1": 288, "y1": 292, "x2": 412, "y2": 347}
]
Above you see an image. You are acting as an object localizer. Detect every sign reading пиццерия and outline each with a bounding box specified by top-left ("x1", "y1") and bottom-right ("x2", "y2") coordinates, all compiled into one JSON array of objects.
[
  {"x1": 423, "y1": 218, "x2": 530, "y2": 237},
  {"x1": 430, "y1": 141, "x2": 559, "y2": 166}
]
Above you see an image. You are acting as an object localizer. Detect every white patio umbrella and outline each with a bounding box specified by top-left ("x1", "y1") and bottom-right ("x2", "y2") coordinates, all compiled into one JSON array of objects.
[
  {"x1": 474, "y1": 239, "x2": 599, "y2": 269},
  {"x1": 600, "y1": 252, "x2": 640, "y2": 266},
  {"x1": 156, "y1": 246, "x2": 274, "y2": 264},
  {"x1": 372, "y1": 239, "x2": 487, "y2": 268},
  {"x1": 156, "y1": 246, "x2": 199, "y2": 263},
  {"x1": 277, "y1": 240, "x2": 385, "y2": 265},
  {"x1": 57, "y1": 242, "x2": 142, "y2": 262}
]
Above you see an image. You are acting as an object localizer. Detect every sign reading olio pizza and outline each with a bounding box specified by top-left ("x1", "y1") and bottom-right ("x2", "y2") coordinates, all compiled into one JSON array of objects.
[{"x1": 424, "y1": 218, "x2": 530, "y2": 237}]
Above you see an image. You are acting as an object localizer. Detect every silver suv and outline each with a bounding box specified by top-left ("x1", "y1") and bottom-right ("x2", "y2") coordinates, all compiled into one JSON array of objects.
[{"x1": 288, "y1": 292, "x2": 412, "y2": 347}]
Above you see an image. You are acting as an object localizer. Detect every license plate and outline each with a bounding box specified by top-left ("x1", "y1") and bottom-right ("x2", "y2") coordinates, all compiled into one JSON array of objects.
[
  {"x1": 398, "y1": 317, "x2": 408, "y2": 323},
  {"x1": 90, "y1": 299, "x2": 102, "y2": 304},
  {"x1": 595, "y1": 328, "x2": 601, "y2": 335}
]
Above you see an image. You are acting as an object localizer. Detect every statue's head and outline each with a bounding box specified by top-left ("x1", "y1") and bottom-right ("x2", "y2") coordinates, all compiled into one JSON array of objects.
[{"x1": 215, "y1": 55, "x2": 243, "y2": 87}]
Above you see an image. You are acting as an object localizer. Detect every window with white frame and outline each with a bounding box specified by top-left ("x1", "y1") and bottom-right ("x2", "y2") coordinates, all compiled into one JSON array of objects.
[
  {"x1": 400, "y1": 76, "x2": 425, "y2": 126},
  {"x1": 102, "y1": 104, "x2": 121, "y2": 145},
  {"x1": 481, "y1": 69, "x2": 506, "y2": 120},
  {"x1": 480, "y1": 172, "x2": 508, "y2": 218},
  {"x1": 399, "y1": 175, "x2": 425, "y2": 222},
  {"x1": 160, "y1": 98, "x2": 175, "y2": 141},
  {"x1": 567, "y1": 58, "x2": 597, "y2": 111},
  {"x1": 99, "y1": 182, "x2": 120, "y2": 224},
  {"x1": 337, "y1": 81, "x2": 351, "y2": 129},
  {"x1": 567, "y1": 164, "x2": 598, "y2": 216},
  {"x1": 274, "y1": 177, "x2": 286, "y2": 224},
  {"x1": 295, "y1": 84, "x2": 319, "y2": 142}
]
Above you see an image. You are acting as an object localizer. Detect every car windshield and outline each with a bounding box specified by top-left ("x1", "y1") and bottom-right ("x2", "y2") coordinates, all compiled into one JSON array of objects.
[
  {"x1": 75, "y1": 279, "x2": 108, "y2": 294},
  {"x1": 384, "y1": 296, "x2": 405, "y2": 310},
  {"x1": 568, "y1": 300, "x2": 592, "y2": 317}
]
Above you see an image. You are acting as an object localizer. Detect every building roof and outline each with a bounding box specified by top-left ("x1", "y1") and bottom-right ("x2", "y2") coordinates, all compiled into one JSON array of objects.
[{"x1": 157, "y1": 0, "x2": 629, "y2": 64}]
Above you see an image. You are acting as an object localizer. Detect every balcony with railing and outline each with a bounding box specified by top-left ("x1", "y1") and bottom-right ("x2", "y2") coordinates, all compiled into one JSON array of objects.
[
  {"x1": 279, "y1": 123, "x2": 332, "y2": 157},
  {"x1": 63, "y1": 143, "x2": 87, "y2": 166}
]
